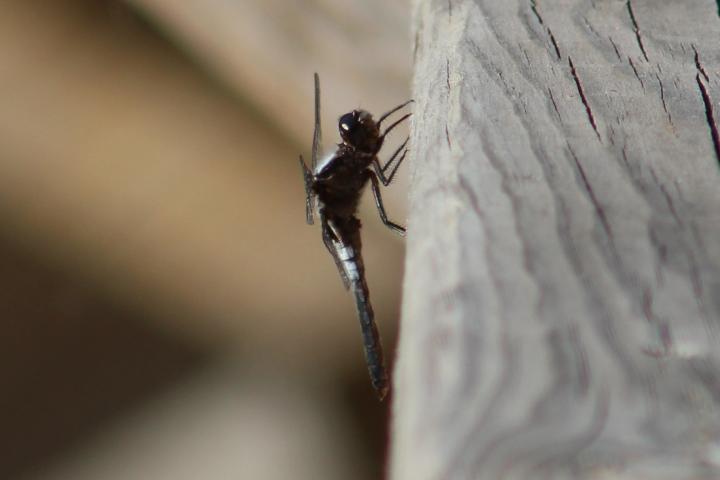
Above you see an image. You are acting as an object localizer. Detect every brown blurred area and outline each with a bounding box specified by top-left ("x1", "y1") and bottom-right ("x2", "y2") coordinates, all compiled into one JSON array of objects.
[{"x1": 0, "y1": 1, "x2": 410, "y2": 479}]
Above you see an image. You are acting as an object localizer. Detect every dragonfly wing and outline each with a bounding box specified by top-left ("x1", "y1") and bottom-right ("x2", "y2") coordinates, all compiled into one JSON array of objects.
[
  {"x1": 299, "y1": 155, "x2": 314, "y2": 225},
  {"x1": 312, "y1": 73, "x2": 322, "y2": 171}
]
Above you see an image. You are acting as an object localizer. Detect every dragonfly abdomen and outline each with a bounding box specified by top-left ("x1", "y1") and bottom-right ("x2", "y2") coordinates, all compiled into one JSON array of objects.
[
  {"x1": 348, "y1": 254, "x2": 389, "y2": 400},
  {"x1": 330, "y1": 230, "x2": 389, "y2": 399},
  {"x1": 353, "y1": 281, "x2": 388, "y2": 399}
]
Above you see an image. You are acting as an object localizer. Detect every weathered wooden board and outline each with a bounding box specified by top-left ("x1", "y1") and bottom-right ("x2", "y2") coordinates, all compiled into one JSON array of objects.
[{"x1": 392, "y1": 1, "x2": 720, "y2": 478}]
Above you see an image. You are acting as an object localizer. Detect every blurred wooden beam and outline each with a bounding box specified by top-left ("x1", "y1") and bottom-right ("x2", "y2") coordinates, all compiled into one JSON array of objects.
[
  {"x1": 23, "y1": 365, "x2": 369, "y2": 480},
  {"x1": 126, "y1": 0, "x2": 412, "y2": 145},
  {"x1": 0, "y1": 236, "x2": 207, "y2": 479},
  {"x1": 0, "y1": 0, "x2": 404, "y2": 368}
]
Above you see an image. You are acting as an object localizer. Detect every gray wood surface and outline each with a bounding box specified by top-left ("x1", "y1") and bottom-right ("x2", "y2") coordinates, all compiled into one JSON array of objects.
[{"x1": 392, "y1": 1, "x2": 720, "y2": 478}]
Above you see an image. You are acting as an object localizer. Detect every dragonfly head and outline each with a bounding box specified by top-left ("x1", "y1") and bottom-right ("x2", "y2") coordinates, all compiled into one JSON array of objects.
[{"x1": 338, "y1": 109, "x2": 381, "y2": 153}]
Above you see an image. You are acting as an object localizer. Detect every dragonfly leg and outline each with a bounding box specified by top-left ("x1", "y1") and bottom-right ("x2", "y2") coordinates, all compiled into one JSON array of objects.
[
  {"x1": 380, "y1": 112, "x2": 411, "y2": 140},
  {"x1": 369, "y1": 172, "x2": 406, "y2": 236},
  {"x1": 377, "y1": 99, "x2": 414, "y2": 128},
  {"x1": 373, "y1": 136, "x2": 408, "y2": 186}
]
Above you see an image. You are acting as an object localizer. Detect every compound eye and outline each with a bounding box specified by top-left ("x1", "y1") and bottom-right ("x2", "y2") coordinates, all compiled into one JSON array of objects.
[{"x1": 339, "y1": 112, "x2": 358, "y2": 134}]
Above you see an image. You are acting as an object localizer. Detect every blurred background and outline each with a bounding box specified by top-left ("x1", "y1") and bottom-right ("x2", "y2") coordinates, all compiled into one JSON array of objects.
[{"x1": 0, "y1": 1, "x2": 411, "y2": 479}]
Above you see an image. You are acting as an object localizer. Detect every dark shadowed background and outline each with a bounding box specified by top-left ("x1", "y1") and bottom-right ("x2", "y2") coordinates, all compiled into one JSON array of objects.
[{"x1": 0, "y1": 1, "x2": 411, "y2": 478}]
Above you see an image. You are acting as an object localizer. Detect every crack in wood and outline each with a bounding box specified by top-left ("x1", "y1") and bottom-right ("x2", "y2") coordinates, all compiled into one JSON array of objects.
[
  {"x1": 548, "y1": 87, "x2": 561, "y2": 120},
  {"x1": 568, "y1": 144, "x2": 613, "y2": 241},
  {"x1": 446, "y1": 58, "x2": 451, "y2": 91},
  {"x1": 659, "y1": 182, "x2": 681, "y2": 225},
  {"x1": 628, "y1": 56, "x2": 645, "y2": 90},
  {"x1": 626, "y1": 0, "x2": 649, "y2": 62},
  {"x1": 582, "y1": 16, "x2": 602, "y2": 40},
  {"x1": 609, "y1": 36, "x2": 622, "y2": 61},
  {"x1": 655, "y1": 72, "x2": 673, "y2": 126},
  {"x1": 568, "y1": 57, "x2": 601, "y2": 141},
  {"x1": 547, "y1": 29, "x2": 562, "y2": 60},
  {"x1": 529, "y1": 0, "x2": 544, "y2": 25},
  {"x1": 693, "y1": 45, "x2": 709, "y2": 81},
  {"x1": 650, "y1": 165, "x2": 682, "y2": 224},
  {"x1": 696, "y1": 74, "x2": 720, "y2": 166},
  {"x1": 530, "y1": 0, "x2": 561, "y2": 59},
  {"x1": 446, "y1": 59, "x2": 452, "y2": 149}
]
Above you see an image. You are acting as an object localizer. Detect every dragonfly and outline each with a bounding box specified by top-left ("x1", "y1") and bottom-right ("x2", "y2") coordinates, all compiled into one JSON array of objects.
[{"x1": 299, "y1": 73, "x2": 412, "y2": 400}]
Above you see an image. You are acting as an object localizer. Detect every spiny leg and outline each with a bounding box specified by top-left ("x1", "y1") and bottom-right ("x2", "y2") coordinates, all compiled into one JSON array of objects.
[
  {"x1": 299, "y1": 155, "x2": 314, "y2": 225},
  {"x1": 372, "y1": 151, "x2": 407, "y2": 187},
  {"x1": 382, "y1": 136, "x2": 409, "y2": 173},
  {"x1": 381, "y1": 149, "x2": 407, "y2": 186},
  {"x1": 380, "y1": 112, "x2": 412, "y2": 140},
  {"x1": 369, "y1": 172, "x2": 406, "y2": 236},
  {"x1": 373, "y1": 136, "x2": 408, "y2": 186},
  {"x1": 311, "y1": 73, "x2": 322, "y2": 171},
  {"x1": 377, "y1": 99, "x2": 414, "y2": 128}
]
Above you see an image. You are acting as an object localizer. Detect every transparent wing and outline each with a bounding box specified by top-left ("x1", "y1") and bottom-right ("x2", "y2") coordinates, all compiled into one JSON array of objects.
[
  {"x1": 299, "y1": 155, "x2": 314, "y2": 225},
  {"x1": 311, "y1": 72, "x2": 322, "y2": 171}
]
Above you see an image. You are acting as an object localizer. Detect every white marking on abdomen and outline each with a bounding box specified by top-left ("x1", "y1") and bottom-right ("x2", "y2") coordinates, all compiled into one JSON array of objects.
[{"x1": 337, "y1": 244, "x2": 360, "y2": 282}]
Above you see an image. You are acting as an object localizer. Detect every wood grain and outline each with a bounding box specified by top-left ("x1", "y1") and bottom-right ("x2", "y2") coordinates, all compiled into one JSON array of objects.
[{"x1": 392, "y1": 1, "x2": 720, "y2": 478}]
